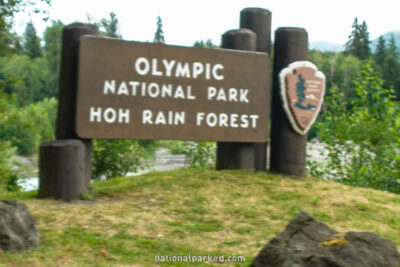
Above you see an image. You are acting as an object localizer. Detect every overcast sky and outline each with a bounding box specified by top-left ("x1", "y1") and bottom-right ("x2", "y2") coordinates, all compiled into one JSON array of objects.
[{"x1": 14, "y1": 0, "x2": 400, "y2": 47}]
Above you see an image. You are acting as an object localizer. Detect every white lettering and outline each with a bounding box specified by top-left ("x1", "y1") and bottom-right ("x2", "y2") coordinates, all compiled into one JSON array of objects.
[
  {"x1": 196, "y1": 112, "x2": 205, "y2": 126},
  {"x1": 206, "y1": 113, "x2": 218, "y2": 127},
  {"x1": 230, "y1": 114, "x2": 238, "y2": 128},
  {"x1": 212, "y1": 64, "x2": 224, "y2": 80},
  {"x1": 174, "y1": 85, "x2": 185, "y2": 99},
  {"x1": 162, "y1": 59, "x2": 176, "y2": 76},
  {"x1": 228, "y1": 88, "x2": 238, "y2": 102},
  {"x1": 250, "y1": 114, "x2": 259, "y2": 128},
  {"x1": 152, "y1": 59, "x2": 163, "y2": 76},
  {"x1": 90, "y1": 107, "x2": 102, "y2": 122},
  {"x1": 205, "y1": 63, "x2": 211, "y2": 80},
  {"x1": 207, "y1": 86, "x2": 217, "y2": 100},
  {"x1": 129, "y1": 81, "x2": 140, "y2": 95},
  {"x1": 155, "y1": 111, "x2": 166, "y2": 124},
  {"x1": 142, "y1": 110, "x2": 153, "y2": 124},
  {"x1": 175, "y1": 62, "x2": 191, "y2": 78},
  {"x1": 141, "y1": 82, "x2": 147, "y2": 96},
  {"x1": 195, "y1": 112, "x2": 259, "y2": 128},
  {"x1": 187, "y1": 86, "x2": 196, "y2": 100},
  {"x1": 216, "y1": 88, "x2": 227, "y2": 101},
  {"x1": 161, "y1": 84, "x2": 172, "y2": 97},
  {"x1": 219, "y1": 113, "x2": 228, "y2": 127},
  {"x1": 192, "y1": 62, "x2": 204, "y2": 78},
  {"x1": 103, "y1": 108, "x2": 117, "y2": 123},
  {"x1": 240, "y1": 89, "x2": 249, "y2": 103},
  {"x1": 118, "y1": 109, "x2": 130, "y2": 123},
  {"x1": 240, "y1": 114, "x2": 249, "y2": 128},
  {"x1": 174, "y1": 111, "x2": 185, "y2": 125},
  {"x1": 135, "y1": 57, "x2": 150, "y2": 75},
  {"x1": 103, "y1": 80, "x2": 115, "y2": 95},
  {"x1": 148, "y1": 83, "x2": 160, "y2": 97},
  {"x1": 117, "y1": 81, "x2": 129, "y2": 95}
]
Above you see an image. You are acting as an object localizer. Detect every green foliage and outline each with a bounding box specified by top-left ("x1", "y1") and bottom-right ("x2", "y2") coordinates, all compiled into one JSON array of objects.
[
  {"x1": 0, "y1": 92, "x2": 19, "y2": 191},
  {"x1": 193, "y1": 39, "x2": 218, "y2": 48},
  {"x1": 309, "y1": 64, "x2": 400, "y2": 193},
  {"x1": 101, "y1": 12, "x2": 121, "y2": 38},
  {"x1": 23, "y1": 21, "x2": 42, "y2": 58},
  {"x1": 153, "y1": 16, "x2": 165, "y2": 43},
  {"x1": 0, "y1": 0, "x2": 50, "y2": 55},
  {"x1": 43, "y1": 20, "x2": 63, "y2": 98},
  {"x1": 382, "y1": 34, "x2": 400, "y2": 97},
  {"x1": 0, "y1": 54, "x2": 58, "y2": 105},
  {"x1": 0, "y1": 140, "x2": 19, "y2": 192},
  {"x1": 0, "y1": 97, "x2": 57, "y2": 155},
  {"x1": 92, "y1": 139, "x2": 151, "y2": 180},
  {"x1": 374, "y1": 35, "x2": 386, "y2": 66},
  {"x1": 168, "y1": 141, "x2": 216, "y2": 168},
  {"x1": 345, "y1": 17, "x2": 370, "y2": 60}
]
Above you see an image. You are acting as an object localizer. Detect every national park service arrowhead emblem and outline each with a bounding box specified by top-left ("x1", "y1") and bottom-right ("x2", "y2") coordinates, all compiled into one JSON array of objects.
[{"x1": 279, "y1": 61, "x2": 326, "y2": 135}]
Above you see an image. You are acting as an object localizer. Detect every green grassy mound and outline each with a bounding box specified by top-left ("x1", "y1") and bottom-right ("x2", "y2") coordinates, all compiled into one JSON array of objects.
[{"x1": 1, "y1": 168, "x2": 400, "y2": 266}]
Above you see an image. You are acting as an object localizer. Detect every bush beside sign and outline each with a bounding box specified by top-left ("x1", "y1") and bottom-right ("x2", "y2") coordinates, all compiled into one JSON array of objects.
[{"x1": 76, "y1": 36, "x2": 270, "y2": 142}]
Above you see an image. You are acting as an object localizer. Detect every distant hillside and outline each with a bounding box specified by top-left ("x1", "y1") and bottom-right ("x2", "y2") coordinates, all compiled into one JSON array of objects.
[
  {"x1": 310, "y1": 41, "x2": 344, "y2": 52},
  {"x1": 371, "y1": 30, "x2": 400, "y2": 54}
]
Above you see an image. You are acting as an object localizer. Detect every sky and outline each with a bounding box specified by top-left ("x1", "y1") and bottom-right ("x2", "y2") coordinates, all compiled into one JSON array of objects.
[{"x1": 13, "y1": 0, "x2": 400, "y2": 47}]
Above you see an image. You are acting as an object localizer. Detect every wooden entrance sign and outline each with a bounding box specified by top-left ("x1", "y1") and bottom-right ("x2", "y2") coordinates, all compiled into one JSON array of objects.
[{"x1": 76, "y1": 36, "x2": 270, "y2": 142}]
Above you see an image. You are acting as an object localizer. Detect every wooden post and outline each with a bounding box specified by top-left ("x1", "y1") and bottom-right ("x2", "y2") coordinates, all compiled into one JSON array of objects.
[
  {"x1": 56, "y1": 23, "x2": 98, "y2": 187},
  {"x1": 39, "y1": 140, "x2": 86, "y2": 200},
  {"x1": 216, "y1": 29, "x2": 257, "y2": 170},
  {"x1": 240, "y1": 8, "x2": 272, "y2": 171},
  {"x1": 240, "y1": 8, "x2": 272, "y2": 53},
  {"x1": 269, "y1": 27, "x2": 308, "y2": 176},
  {"x1": 39, "y1": 23, "x2": 98, "y2": 199}
]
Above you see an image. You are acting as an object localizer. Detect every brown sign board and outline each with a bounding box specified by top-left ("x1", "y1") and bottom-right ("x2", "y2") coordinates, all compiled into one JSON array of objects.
[
  {"x1": 279, "y1": 61, "x2": 325, "y2": 135},
  {"x1": 76, "y1": 36, "x2": 270, "y2": 142}
]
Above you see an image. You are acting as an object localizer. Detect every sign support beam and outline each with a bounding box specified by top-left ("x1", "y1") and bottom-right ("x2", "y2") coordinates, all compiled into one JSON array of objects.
[
  {"x1": 39, "y1": 23, "x2": 99, "y2": 199},
  {"x1": 216, "y1": 29, "x2": 258, "y2": 171},
  {"x1": 240, "y1": 8, "x2": 272, "y2": 171},
  {"x1": 269, "y1": 27, "x2": 308, "y2": 176}
]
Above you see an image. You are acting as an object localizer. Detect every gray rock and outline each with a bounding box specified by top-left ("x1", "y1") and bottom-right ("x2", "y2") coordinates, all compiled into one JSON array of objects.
[
  {"x1": 251, "y1": 210, "x2": 400, "y2": 267},
  {"x1": 0, "y1": 199, "x2": 39, "y2": 251}
]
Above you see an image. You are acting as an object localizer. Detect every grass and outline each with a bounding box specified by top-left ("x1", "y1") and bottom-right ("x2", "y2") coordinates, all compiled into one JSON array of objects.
[{"x1": 1, "y1": 168, "x2": 400, "y2": 266}]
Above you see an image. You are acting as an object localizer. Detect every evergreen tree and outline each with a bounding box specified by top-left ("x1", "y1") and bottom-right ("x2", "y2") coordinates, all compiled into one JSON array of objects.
[
  {"x1": 43, "y1": 20, "x2": 64, "y2": 98},
  {"x1": 345, "y1": 17, "x2": 370, "y2": 60},
  {"x1": 153, "y1": 16, "x2": 165, "y2": 43},
  {"x1": 345, "y1": 17, "x2": 360, "y2": 57},
  {"x1": 374, "y1": 35, "x2": 386, "y2": 66},
  {"x1": 23, "y1": 21, "x2": 42, "y2": 59},
  {"x1": 0, "y1": 0, "x2": 50, "y2": 55},
  {"x1": 101, "y1": 12, "x2": 121, "y2": 38},
  {"x1": 194, "y1": 39, "x2": 218, "y2": 48},
  {"x1": 2, "y1": 32, "x2": 23, "y2": 55},
  {"x1": 382, "y1": 34, "x2": 400, "y2": 97},
  {"x1": 359, "y1": 21, "x2": 370, "y2": 59}
]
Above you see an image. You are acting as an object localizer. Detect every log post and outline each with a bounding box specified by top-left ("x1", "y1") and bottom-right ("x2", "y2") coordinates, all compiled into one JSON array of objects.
[
  {"x1": 39, "y1": 23, "x2": 98, "y2": 199},
  {"x1": 269, "y1": 27, "x2": 309, "y2": 176},
  {"x1": 56, "y1": 23, "x2": 99, "y2": 187},
  {"x1": 216, "y1": 29, "x2": 257, "y2": 170},
  {"x1": 240, "y1": 8, "x2": 272, "y2": 171},
  {"x1": 39, "y1": 140, "x2": 86, "y2": 200}
]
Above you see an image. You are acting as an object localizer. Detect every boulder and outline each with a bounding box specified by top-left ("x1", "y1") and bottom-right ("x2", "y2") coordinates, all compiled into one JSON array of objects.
[
  {"x1": 0, "y1": 199, "x2": 39, "y2": 251},
  {"x1": 251, "y1": 210, "x2": 400, "y2": 267}
]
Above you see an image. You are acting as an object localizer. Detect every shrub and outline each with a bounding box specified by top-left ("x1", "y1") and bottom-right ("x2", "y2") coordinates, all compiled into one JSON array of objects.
[
  {"x1": 0, "y1": 141, "x2": 19, "y2": 192},
  {"x1": 0, "y1": 97, "x2": 57, "y2": 155},
  {"x1": 169, "y1": 141, "x2": 216, "y2": 168},
  {"x1": 309, "y1": 64, "x2": 400, "y2": 193},
  {"x1": 92, "y1": 139, "x2": 151, "y2": 180}
]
